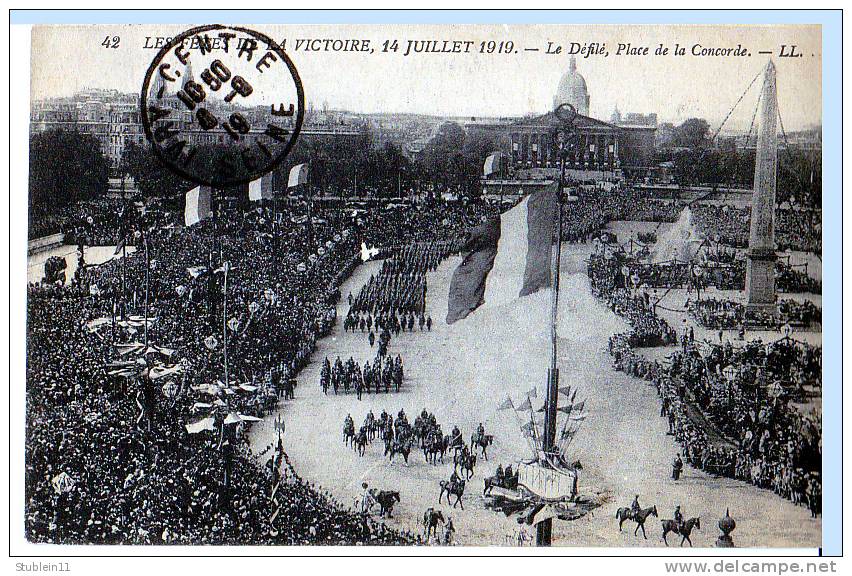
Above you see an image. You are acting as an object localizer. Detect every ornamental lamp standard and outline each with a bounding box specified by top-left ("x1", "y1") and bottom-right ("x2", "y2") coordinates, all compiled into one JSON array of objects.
[{"x1": 536, "y1": 103, "x2": 577, "y2": 547}]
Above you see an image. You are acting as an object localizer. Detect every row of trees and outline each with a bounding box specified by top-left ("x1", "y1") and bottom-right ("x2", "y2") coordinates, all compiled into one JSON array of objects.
[
  {"x1": 28, "y1": 130, "x2": 111, "y2": 237},
  {"x1": 28, "y1": 120, "x2": 497, "y2": 237},
  {"x1": 29, "y1": 117, "x2": 821, "y2": 236},
  {"x1": 662, "y1": 146, "x2": 821, "y2": 208}
]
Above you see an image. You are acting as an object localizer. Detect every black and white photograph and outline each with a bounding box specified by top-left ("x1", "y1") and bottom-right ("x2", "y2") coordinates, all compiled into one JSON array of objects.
[{"x1": 11, "y1": 16, "x2": 835, "y2": 555}]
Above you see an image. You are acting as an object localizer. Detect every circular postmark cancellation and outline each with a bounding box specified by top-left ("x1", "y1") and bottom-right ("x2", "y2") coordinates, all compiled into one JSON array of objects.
[{"x1": 140, "y1": 24, "x2": 305, "y2": 188}]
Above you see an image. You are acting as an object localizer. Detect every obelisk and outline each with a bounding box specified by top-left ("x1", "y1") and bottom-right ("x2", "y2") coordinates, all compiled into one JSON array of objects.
[{"x1": 745, "y1": 61, "x2": 778, "y2": 316}]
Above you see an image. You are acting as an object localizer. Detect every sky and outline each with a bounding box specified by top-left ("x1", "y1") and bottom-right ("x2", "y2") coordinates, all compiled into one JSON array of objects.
[{"x1": 30, "y1": 23, "x2": 822, "y2": 130}]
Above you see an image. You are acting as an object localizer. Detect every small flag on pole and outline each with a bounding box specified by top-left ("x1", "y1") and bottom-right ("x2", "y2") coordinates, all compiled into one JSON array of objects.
[
  {"x1": 527, "y1": 387, "x2": 538, "y2": 399},
  {"x1": 521, "y1": 421, "x2": 537, "y2": 435},
  {"x1": 516, "y1": 397, "x2": 532, "y2": 411},
  {"x1": 497, "y1": 396, "x2": 515, "y2": 411},
  {"x1": 185, "y1": 186, "x2": 212, "y2": 227},
  {"x1": 249, "y1": 173, "x2": 275, "y2": 201},
  {"x1": 287, "y1": 163, "x2": 309, "y2": 188},
  {"x1": 483, "y1": 151, "x2": 505, "y2": 177}
]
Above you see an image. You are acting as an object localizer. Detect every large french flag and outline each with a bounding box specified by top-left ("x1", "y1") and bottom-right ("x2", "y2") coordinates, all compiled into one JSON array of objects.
[{"x1": 447, "y1": 185, "x2": 557, "y2": 324}]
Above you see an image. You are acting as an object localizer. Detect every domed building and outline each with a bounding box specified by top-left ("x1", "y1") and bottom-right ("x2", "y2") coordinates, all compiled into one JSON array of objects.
[
  {"x1": 553, "y1": 57, "x2": 590, "y2": 116},
  {"x1": 473, "y1": 57, "x2": 656, "y2": 180}
]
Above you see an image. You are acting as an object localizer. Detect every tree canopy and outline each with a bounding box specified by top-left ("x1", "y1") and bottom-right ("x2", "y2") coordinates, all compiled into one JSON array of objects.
[{"x1": 29, "y1": 129, "x2": 110, "y2": 235}]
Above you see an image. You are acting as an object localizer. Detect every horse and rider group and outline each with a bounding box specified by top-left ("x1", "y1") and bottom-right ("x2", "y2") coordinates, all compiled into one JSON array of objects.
[
  {"x1": 615, "y1": 494, "x2": 702, "y2": 547},
  {"x1": 342, "y1": 408, "x2": 417, "y2": 463},
  {"x1": 320, "y1": 354, "x2": 404, "y2": 398},
  {"x1": 342, "y1": 408, "x2": 498, "y2": 515}
]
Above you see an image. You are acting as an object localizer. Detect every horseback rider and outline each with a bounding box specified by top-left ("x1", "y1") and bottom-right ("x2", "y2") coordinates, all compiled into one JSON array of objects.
[
  {"x1": 495, "y1": 463, "x2": 505, "y2": 481},
  {"x1": 673, "y1": 505, "x2": 684, "y2": 529},
  {"x1": 672, "y1": 453, "x2": 684, "y2": 480},
  {"x1": 476, "y1": 422, "x2": 485, "y2": 441},
  {"x1": 631, "y1": 494, "x2": 641, "y2": 517},
  {"x1": 450, "y1": 468, "x2": 461, "y2": 487},
  {"x1": 450, "y1": 425, "x2": 462, "y2": 448}
]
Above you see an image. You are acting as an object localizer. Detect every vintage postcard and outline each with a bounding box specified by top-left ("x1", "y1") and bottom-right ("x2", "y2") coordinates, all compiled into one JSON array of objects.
[{"x1": 11, "y1": 13, "x2": 839, "y2": 559}]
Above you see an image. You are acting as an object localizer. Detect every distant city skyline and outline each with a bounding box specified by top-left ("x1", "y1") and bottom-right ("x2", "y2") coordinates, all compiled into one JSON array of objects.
[{"x1": 30, "y1": 24, "x2": 822, "y2": 131}]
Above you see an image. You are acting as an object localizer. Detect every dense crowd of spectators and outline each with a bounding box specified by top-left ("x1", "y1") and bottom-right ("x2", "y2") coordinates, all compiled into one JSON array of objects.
[
  {"x1": 26, "y1": 195, "x2": 487, "y2": 544},
  {"x1": 688, "y1": 298, "x2": 822, "y2": 330},
  {"x1": 589, "y1": 253, "x2": 677, "y2": 347},
  {"x1": 591, "y1": 252, "x2": 821, "y2": 516}
]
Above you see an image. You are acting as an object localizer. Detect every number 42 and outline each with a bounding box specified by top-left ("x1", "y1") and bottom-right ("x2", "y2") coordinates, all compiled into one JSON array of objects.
[{"x1": 101, "y1": 35, "x2": 120, "y2": 49}]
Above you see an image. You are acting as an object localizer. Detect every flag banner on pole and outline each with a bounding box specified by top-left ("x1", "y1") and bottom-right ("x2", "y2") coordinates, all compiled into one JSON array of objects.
[
  {"x1": 186, "y1": 265, "x2": 207, "y2": 279},
  {"x1": 521, "y1": 421, "x2": 537, "y2": 435},
  {"x1": 249, "y1": 173, "x2": 274, "y2": 201},
  {"x1": 184, "y1": 186, "x2": 212, "y2": 227},
  {"x1": 558, "y1": 386, "x2": 572, "y2": 396},
  {"x1": 287, "y1": 163, "x2": 309, "y2": 188},
  {"x1": 557, "y1": 405, "x2": 573, "y2": 415},
  {"x1": 446, "y1": 184, "x2": 557, "y2": 324},
  {"x1": 516, "y1": 397, "x2": 532, "y2": 411},
  {"x1": 482, "y1": 151, "x2": 505, "y2": 177},
  {"x1": 497, "y1": 396, "x2": 515, "y2": 411},
  {"x1": 527, "y1": 387, "x2": 538, "y2": 399}
]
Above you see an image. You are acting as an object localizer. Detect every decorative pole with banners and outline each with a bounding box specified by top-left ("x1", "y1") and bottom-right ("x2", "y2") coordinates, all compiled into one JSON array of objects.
[{"x1": 537, "y1": 102, "x2": 577, "y2": 546}]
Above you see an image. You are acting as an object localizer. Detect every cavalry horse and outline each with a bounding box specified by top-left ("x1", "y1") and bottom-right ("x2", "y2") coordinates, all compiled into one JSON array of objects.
[
  {"x1": 343, "y1": 419, "x2": 355, "y2": 447},
  {"x1": 453, "y1": 448, "x2": 477, "y2": 480},
  {"x1": 615, "y1": 505, "x2": 658, "y2": 539},
  {"x1": 471, "y1": 433, "x2": 494, "y2": 460},
  {"x1": 439, "y1": 479, "x2": 466, "y2": 509},
  {"x1": 662, "y1": 517, "x2": 701, "y2": 547},
  {"x1": 370, "y1": 490, "x2": 400, "y2": 518},
  {"x1": 354, "y1": 427, "x2": 368, "y2": 457},
  {"x1": 483, "y1": 470, "x2": 519, "y2": 496},
  {"x1": 424, "y1": 434, "x2": 449, "y2": 465},
  {"x1": 387, "y1": 437, "x2": 414, "y2": 465},
  {"x1": 423, "y1": 507, "x2": 445, "y2": 542}
]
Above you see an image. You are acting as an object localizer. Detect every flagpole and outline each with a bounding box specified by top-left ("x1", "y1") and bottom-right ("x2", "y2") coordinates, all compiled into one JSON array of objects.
[
  {"x1": 223, "y1": 262, "x2": 229, "y2": 387},
  {"x1": 538, "y1": 115, "x2": 569, "y2": 547},
  {"x1": 143, "y1": 236, "x2": 149, "y2": 348},
  {"x1": 120, "y1": 177, "x2": 127, "y2": 320}
]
